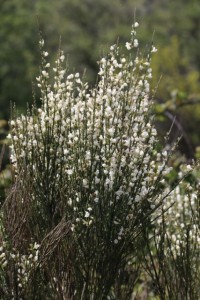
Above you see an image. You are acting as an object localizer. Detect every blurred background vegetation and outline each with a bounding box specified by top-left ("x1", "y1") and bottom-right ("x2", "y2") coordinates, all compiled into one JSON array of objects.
[{"x1": 1, "y1": 0, "x2": 200, "y2": 198}]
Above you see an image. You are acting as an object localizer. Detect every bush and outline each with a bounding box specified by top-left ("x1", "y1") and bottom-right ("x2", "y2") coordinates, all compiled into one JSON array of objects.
[
  {"x1": 143, "y1": 173, "x2": 200, "y2": 299},
  {"x1": 0, "y1": 24, "x2": 199, "y2": 299}
]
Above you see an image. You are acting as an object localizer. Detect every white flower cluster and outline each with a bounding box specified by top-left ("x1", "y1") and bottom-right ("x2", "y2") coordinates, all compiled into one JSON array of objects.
[
  {"x1": 0, "y1": 242, "x2": 40, "y2": 294},
  {"x1": 156, "y1": 176, "x2": 200, "y2": 257},
  {"x1": 9, "y1": 28, "x2": 172, "y2": 243}
]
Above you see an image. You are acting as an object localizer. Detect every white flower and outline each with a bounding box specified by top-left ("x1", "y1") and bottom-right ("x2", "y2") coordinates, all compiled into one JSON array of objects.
[
  {"x1": 34, "y1": 255, "x2": 38, "y2": 262},
  {"x1": 67, "y1": 74, "x2": 74, "y2": 80},
  {"x1": 39, "y1": 39, "x2": 44, "y2": 46},
  {"x1": 85, "y1": 211, "x2": 90, "y2": 218},
  {"x1": 33, "y1": 243, "x2": 40, "y2": 250},
  {"x1": 64, "y1": 149, "x2": 69, "y2": 155},
  {"x1": 134, "y1": 22, "x2": 139, "y2": 28},
  {"x1": 110, "y1": 45, "x2": 115, "y2": 51},
  {"x1": 151, "y1": 46, "x2": 157, "y2": 53},
  {"x1": 141, "y1": 131, "x2": 148, "y2": 138},
  {"x1": 83, "y1": 179, "x2": 88, "y2": 187},
  {"x1": 147, "y1": 73, "x2": 152, "y2": 79},
  {"x1": 133, "y1": 39, "x2": 139, "y2": 47},
  {"x1": 42, "y1": 70, "x2": 48, "y2": 78},
  {"x1": 68, "y1": 199, "x2": 72, "y2": 206},
  {"x1": 66, "y1": 169, "x2": 73, "y2": 175},
  {"x1": 108, "y1": 127, "x2": 115, "y2": 136},
  {"x1": 186, "y1": 164, "x2": 192, "y2": 171},
  {"x1": 162, "y1": 150, "x2": 168, "y2": 157},
  {"x1": 85, "y1": 151, "x2": 91, "y2": 160},
  {"x1": 60, "y1": 55, "x2": 65, "y2": 62},
  {"x1": 0, "y1": 252, "x2": 6, "y2": 259},
  {"x1": 2, "y1": 260, "x2": 8, "y2": 267},
  {"x1": 125, "y1": 42, "x2": 132, "y2": 50}
]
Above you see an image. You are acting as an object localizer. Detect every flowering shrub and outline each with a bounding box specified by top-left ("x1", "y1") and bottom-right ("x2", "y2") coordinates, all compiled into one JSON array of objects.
[
  {"x1": 143, "y1": 172, "x2": 200, "y2": 299},
  {"x1": 1, "y1": 23, "x2": 198, "y2": 299},
  {"x1": 0, "y1": 239, "x2": 40, "y2": 299},
  {"x1": 159, "y1": 176, "x2": 199, "y2": 258},
  {"x1": 9, "y1": 24, "x2": 170, "y2": 232}
]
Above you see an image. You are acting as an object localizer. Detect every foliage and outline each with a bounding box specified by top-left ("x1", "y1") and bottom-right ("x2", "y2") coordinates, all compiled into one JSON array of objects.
[
  {"x1": 0, "y1": 1, "x2": 40, "y2": 119},
  {"x1": 1, "y1": 0, "x2": 200, "y2": 159},
  {"x1": 1, "y1": 23, "x2": 199, "y2": 299},
  {"x1": 0, "y1": 0, "x2": 141, "y2": 119},
  {"x1": 143, "y1": 175, "x2": 200, "y2": 299},
  {"x1": 151, "y1": 35, "x2": 200, "y2": 154},
  {"x1": 1, "y1": 25, "x2": 196, "y2": 299},
  {"x1": 0, "y1": 6, "x2": 200, "y2": 297},
  {"x1": 0, "y1": 120, "x2": 11, "y2": 203}
]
